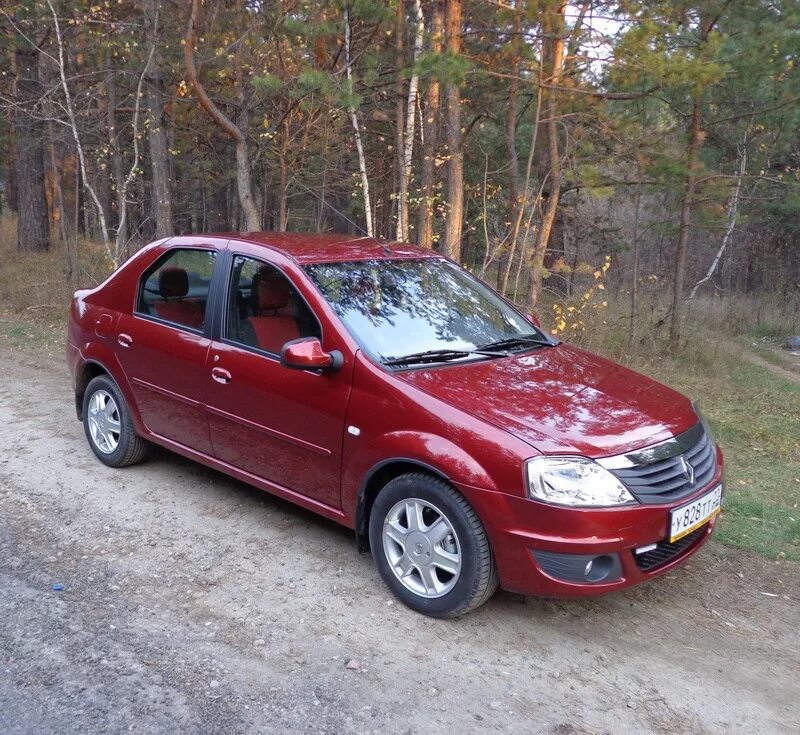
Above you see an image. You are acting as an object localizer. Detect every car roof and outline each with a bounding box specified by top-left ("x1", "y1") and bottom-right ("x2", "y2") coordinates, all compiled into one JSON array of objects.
[{"x1": 184, "y1": 231, "x2": 438, "y2": 264}]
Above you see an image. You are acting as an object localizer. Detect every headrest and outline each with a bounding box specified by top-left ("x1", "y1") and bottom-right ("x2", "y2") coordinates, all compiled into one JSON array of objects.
[
  {"x1": 252, "y1": 267, "x2": 291, "y2": 312},
  {"x1": 159, "y1": 266, "x2": 189, "y2": 299}
]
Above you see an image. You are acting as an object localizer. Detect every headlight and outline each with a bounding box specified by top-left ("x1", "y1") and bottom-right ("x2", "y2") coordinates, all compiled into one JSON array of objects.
[{"x1": 525, "y1": 456, "x2": 637, "y2": 507}]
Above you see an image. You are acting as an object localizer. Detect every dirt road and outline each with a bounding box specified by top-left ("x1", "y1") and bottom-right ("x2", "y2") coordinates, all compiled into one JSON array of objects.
[{"x1": 1, "y1": 348, "x2": 798, "y2": 735}]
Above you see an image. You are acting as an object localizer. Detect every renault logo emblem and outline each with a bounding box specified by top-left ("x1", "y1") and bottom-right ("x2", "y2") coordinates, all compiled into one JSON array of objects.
[{"x1": 679, "y1": 456, "x2": 695, "y2": 484}]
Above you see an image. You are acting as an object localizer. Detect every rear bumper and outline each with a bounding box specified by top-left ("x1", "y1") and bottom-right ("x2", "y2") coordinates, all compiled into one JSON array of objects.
[{"x1": 456, "y1": 455, "x2": 723, "y2": 597}]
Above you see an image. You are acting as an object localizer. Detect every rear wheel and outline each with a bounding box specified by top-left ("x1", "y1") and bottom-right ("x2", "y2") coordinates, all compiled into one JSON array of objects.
[
  {"x1": 369, "y1": 472, "x2": 498, "y2": 618},
  {"x1": 82, "y1": 375, "x2": 147, "y2": 467}
]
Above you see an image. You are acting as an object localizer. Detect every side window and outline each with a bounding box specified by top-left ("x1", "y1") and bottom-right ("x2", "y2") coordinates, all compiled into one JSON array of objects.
[
  {"x1": 225, "y1": 255, "x2": 321, "y2": 354},
  {"x1": 137, "y1": 248, "x2": 217, "y2": 331}
]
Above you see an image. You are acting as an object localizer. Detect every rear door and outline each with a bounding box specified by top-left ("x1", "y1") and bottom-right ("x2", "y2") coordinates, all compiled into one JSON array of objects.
[
  {"x1": 115, "y1": 245, "x2": 222, "y2": 454},
  {"x1": 203, "y1": 252, "x2": 353, "y2": 507}
]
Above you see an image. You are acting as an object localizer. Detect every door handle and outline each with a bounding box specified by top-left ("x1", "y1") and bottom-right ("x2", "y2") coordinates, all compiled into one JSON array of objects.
[
  {"x1": 118, "y1": 333, "x2": 133, "y2": 347},
  {"x1": 211, "y1": 367, "x2": 232, "y2": 384}
]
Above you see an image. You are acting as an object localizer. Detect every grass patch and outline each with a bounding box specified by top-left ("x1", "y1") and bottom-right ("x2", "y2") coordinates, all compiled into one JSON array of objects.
[
  {"x1": 627, "y1": 349, "x2": 800, "y2": 561},
  {"x1": 739, "y1": 336, "x2": 800, "y2": 373},
  {"x1": 0, "y1": 315, "x2": 66, "y2": 356}
]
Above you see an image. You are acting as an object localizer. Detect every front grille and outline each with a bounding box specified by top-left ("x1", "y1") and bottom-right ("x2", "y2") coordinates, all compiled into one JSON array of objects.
[
  {"x1": 610, "y1": 424, "x2": 716, "y2": 504},
  {"x1": 633, "y1": 527, "x2": 706, "y2": 571}
]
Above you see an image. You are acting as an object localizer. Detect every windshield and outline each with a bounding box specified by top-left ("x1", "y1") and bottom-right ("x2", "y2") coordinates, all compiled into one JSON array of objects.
[{"x1": 304, "y1": 258, "x2": 544, "y2": 364}]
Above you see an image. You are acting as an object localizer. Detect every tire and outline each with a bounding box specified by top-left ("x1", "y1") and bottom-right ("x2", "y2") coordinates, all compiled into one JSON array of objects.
[
  {"x1": 82, "y1": 375, "x2": 147, "y2": 468},
  {"x1": 369, "y1": 472, "x2": 498, "y2": 618}
]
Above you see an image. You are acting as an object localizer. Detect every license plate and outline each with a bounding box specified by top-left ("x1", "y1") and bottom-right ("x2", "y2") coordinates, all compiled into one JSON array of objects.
[{"x1": 669, "y1": 485, "x2": 722, "y2": 542}]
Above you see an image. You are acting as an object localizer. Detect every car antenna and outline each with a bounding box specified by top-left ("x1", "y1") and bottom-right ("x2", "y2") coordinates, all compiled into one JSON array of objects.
[
  {"x1": 291, "y1": 181, "x2": 393, "y2": 255},
  {"x1": 292, "y1": 181, "x2": 369, "y2": 237}
]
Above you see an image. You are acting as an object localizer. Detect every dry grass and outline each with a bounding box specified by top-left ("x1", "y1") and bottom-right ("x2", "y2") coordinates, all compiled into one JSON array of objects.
[
  {"x1": 537, "y1": 288, "x2": 800, "y2": 371},
  {"x1": 687, "y1": 293, "x2": 800, "y2": 340},
  {"x1": 0, "y1": 215, "x2": 112, "y2": 323}
]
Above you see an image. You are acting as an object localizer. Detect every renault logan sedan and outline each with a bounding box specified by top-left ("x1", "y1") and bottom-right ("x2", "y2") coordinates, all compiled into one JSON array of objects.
[{"x1": 67, "y1": 233, "x2": 723, "y2": 617}]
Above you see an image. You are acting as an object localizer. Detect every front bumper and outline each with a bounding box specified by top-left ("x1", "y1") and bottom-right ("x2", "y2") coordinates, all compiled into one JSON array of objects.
[{"x1": 456, "y1": 450, "x2": 723, "y2": 598}]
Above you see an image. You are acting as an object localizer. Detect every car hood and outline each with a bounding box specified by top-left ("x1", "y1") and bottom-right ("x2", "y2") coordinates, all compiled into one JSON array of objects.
[{"x1": 396, "y1": 344, "x2": 697, "y2": 458}]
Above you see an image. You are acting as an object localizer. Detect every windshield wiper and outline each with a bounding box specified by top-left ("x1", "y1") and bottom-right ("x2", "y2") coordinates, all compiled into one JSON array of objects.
[
  {"x1": 383, "y1": 349, "x2": 474, "y2": 367},
  {"x1": 384, "y1": 346, "x2": 512, "y2": 367},
  {"x1": 384, "y1": 337, "x2": 552, "y2": 366},
  {"x1": 477, "y1": 334, "x2": 553, "y2": 352}
]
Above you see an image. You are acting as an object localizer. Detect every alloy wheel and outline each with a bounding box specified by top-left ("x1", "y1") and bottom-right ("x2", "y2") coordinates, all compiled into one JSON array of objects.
[
  {"x1": 86, "y1": 389, "x2": 121, "y2": 454},
  {"x1": 382, "y1": 498, "x2": 462, "y2": 598}
]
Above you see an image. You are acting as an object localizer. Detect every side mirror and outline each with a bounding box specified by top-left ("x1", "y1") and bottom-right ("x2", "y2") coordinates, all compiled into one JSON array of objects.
[
  {"x1": 280, "y1": 337, "x2": 343, "y2": 372},
  {"x1": 528, "y1": 313, "x2": 541, "y2": 328}
]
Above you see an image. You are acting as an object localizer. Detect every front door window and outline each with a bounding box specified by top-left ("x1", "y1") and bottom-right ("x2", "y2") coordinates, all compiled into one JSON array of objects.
[{"x1": 225, "y1": 256, "x2": 321, "y2": 355}]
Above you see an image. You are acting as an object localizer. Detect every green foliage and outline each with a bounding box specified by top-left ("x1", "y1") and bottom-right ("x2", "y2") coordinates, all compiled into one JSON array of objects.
[
  {"x1": 352, "y1": 0, "x2": 395, "y2": 25},
  {"x1": 252, "y1": 74, "x2": 283, "y2": 97},
  {"x1": 417, "y1": 49, "x2": 472, "y2": 85},
  {"x1": 296, "y1": 70, "x2": 335, "y2": 97}
]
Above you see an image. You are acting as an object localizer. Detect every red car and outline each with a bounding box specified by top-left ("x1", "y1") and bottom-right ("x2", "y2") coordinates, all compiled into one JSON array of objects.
[{"x1": 67, "y1": 233, "x2": 723, "y2": 617}]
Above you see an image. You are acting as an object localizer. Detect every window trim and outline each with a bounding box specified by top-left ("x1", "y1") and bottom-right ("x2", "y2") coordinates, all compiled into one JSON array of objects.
[
  {"x1": 218, "y1": 252, "x2": 325, "y2": 362},
  {"x1": 133, "y1": 246, "x2": 219, "y2": 336}
]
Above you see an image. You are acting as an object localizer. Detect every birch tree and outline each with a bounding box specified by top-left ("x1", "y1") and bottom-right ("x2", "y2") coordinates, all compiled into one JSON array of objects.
[
  {"x1": 344, "y1": 4, "x2": 374, "y2": 237},
  {"x1": 397, "y1": 0, "x2": 424, "y2": 242}
]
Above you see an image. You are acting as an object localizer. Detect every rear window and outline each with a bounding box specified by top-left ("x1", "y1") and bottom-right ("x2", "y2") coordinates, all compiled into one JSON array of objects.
[{"x1": 136, "y1": 248, "x2": 217, "y2": 331}]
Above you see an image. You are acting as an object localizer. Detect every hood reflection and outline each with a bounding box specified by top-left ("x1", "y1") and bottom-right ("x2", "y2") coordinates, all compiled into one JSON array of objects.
[{"x1": 398, "y1": 344, "x2": 697, "y2": 458}]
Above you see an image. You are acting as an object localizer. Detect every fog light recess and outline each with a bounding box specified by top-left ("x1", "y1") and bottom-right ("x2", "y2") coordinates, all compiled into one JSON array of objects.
[
  {"x1": 584, "y1": 554, "x2": 615, "y2": 583},
  {"x1": 533, "y1": 549, "x2": 623, "y2": 584}
]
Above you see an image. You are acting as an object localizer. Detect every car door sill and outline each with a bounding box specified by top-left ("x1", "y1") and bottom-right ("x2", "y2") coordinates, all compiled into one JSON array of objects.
[{"x1": 145, "y1": 430, "x2": 350, "y2": 527}]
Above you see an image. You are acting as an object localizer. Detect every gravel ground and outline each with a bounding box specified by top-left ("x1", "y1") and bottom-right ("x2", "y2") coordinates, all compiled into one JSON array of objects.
[{"x1": 1, "y1": 348, "x2": 798, "y2": 735}]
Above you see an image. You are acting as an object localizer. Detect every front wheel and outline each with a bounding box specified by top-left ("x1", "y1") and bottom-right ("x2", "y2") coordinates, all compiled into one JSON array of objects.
[
  {"x1": 369, "y1": 473, "x2": 498, "y2": 618},
  {"x1": 82, "y1": 375, "x2": 147, "y2": 468}
]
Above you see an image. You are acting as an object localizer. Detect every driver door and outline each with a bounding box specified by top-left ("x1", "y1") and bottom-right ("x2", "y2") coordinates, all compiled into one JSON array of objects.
[{"x1": 204, "y1": 254, "x2": 351, "y2": 508}]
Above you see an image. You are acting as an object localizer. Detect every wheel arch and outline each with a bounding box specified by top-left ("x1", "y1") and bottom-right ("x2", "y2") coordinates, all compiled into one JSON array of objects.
[
  {"x1": 355, "y1": 458, "x2": 450, "y2": 552},
  {"x1": 75, "y1": 359, "x2": 111, "y2": 420}
]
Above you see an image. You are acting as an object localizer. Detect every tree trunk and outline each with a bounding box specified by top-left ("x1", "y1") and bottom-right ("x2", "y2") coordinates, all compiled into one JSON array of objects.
[
  {"x1": 416, "y1": 0, "x2": 443, "y2": 249},
  {"x1": 442, "y1": 0, "x2": 463, "y2": 261},
  {"x1": 190, "y1": 169, "x2": 202, "y2": 233},
  {"x1": 5, "y1": 114, "x2": 17, "y2": 214},
  {"x1": 669, "y1": 98, "x2": 702, "y2": 346},
  {"x1": 628, "y1": 167, "x2": 642, "y2": 348},
  {"x1": 397, "y1": 0, "x2": 424, "y2": 243},
  {"x1": 669, "y1": 9, "x2": 721, "y2": 345},
  {"x1": 394, "y1": 0, "x2": 406, "y2": 241},
  {"x1": 14, "y1": 44, "x2": 50, "y2": 253},
  {"x1": 497, "y1": 3, "x2": 521, "y2": 291},
  {"x1": 344, "y1": 4, "x2": 374, "y2": 237},
  {"x1": 106, "y1": 56, "x2": 127, "y2": 245},
  {"x1": 144, "y1": 0, "x2": 174, "y2": 239},
  {"x1": 688, "y1": 134, "x2": 747, "y2": 300},
  {"x1": 47, "y1": 0, "x2": 111, "y2": 257},
  {"x1": 499, "y1": 58, "x2": 543, "y2": 296},
  {"x1": 48, "y1": 121, "x2": 77, "y2": 282},
  {"x1": 278, "y1": 119, "x2": 289, "y2": 231},
  {"x1": 526, "y1": 1, "x2": 566, "y2": 311},
  {"x1": 185, "y1": 0, "x2": 260, "y2": 232}
]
